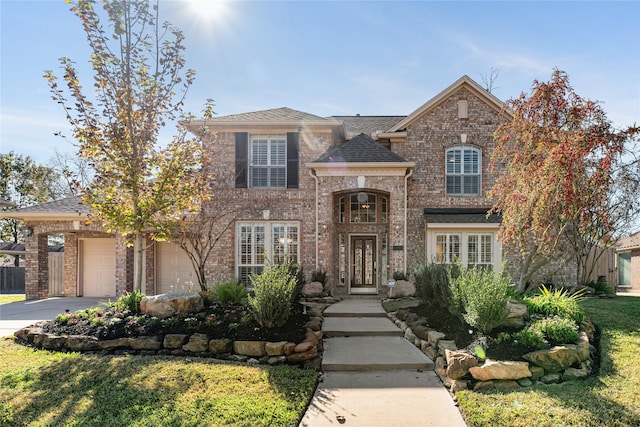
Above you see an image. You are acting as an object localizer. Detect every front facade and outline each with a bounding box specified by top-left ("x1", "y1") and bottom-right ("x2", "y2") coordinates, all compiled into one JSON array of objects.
[
  {"x1": 6, "y1": 76, "x2": 577, "y2": 300},
  {"x1": 616, "y1": 231, "x2": 640, "y2": 292}
]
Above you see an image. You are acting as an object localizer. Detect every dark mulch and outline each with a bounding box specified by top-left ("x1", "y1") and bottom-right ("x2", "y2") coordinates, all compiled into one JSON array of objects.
[{"x1": 40, "y1": 300, "x2": 308, "y2": 344}]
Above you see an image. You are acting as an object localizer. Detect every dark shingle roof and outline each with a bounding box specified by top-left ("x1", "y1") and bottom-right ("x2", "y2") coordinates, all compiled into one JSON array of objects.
[
  {"x1": 6, "y1": 196, "x2": 89, "y2": 216},
  {"x1": 209, "y1": 107, "x2": 332, "y2": 122},
  {"x1": 424, "y1": 208, "x2": 501, "y2": 224},
  {"x1": 314, "y1": 133, "x2": 408, "y2": 163},
  {"x1": 329, "y1": 116, "x2": 406, "y2": 136}
]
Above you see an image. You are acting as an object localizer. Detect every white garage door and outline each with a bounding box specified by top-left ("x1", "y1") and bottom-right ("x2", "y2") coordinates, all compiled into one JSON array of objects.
[
  {"x1": 156, "y1": 242, "x2": 198, "y2": 294},
  {"x1": 81, "y1": 238, "x2": 116, "y2": 297}
]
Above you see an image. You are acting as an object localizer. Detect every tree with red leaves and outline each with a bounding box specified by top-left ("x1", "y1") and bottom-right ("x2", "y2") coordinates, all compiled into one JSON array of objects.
[{"x1": 490, "y1": 69, "x2": 639, "y2": 291}]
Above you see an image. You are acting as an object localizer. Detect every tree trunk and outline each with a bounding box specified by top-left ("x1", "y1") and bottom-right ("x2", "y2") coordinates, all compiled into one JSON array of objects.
[{"x1": 134, "y1": 232, "x2": 144, "y2": 293}]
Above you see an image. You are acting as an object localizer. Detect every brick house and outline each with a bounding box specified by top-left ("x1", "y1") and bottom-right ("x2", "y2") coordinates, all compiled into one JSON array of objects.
[
  {"x1": 616, "y1": 231, "x2": 640, "y2": 292},
  {"x1": 5, "y1": 75, "x2": 577, "y2": 300}
]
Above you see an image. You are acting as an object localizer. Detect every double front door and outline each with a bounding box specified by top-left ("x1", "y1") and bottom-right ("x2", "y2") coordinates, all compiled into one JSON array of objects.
[{"x1": 350, "y1": 235, "x2": 377, "y2": 294}]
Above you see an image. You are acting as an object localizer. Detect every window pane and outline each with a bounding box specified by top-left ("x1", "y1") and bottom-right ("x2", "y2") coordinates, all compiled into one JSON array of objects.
[
  {"x1": 436, "y1": 235, "x2": 446, "y2": 263},
  {"x1": 447, "y1": 176, "x2": 461, "y2": 194},
  {"x1": 271, "y1": 141, "x2": 286, "y2": 165},
  {"x1": 269, "y1": 167, "x2": 286, "y2": 188},
  {"x1": 468, "y1": 235, "x2": 478, "y2": 265},
  {"x1": 249, "y1": 136, "x2": 287, "y2": 188},
  {"x1": 250, "y1": 167, "x2": 268, "y2": 188},
  {"x1": 463, "y1": 175, "x2": 479, "y2": 195},
  {"x1": 449, "y1": 235, "x2": 460, "y2": 262}
]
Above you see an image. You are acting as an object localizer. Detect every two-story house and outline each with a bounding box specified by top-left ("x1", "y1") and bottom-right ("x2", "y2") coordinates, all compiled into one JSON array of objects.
[{"x1": 6, "y1": 75, "x2": 576, "y2": 300}]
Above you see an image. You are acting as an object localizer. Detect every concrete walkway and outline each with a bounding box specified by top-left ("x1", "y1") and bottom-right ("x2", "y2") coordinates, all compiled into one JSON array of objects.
[
  {"x1": 0, "y1": 297, "x2": 106, "y2": 338},
  {"x1": 300, "y1": 299, "x2": 467, "y2": 426}
]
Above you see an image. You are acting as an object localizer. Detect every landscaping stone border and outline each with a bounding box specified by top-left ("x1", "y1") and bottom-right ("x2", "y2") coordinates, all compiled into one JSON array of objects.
[{"x1": 387, "y1": 308, "x2": 597, "y2": 393}]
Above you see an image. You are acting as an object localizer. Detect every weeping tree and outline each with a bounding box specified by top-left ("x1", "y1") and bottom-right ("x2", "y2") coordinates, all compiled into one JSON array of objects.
[
  {"x1": 45, "y1": 0, "x2": 211, "y2": 292},
  {"x1": 489, "y1": 69, "x2": 639, "y2": 291}
]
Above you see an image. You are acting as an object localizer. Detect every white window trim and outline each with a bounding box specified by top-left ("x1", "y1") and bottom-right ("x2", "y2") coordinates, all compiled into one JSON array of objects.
[
  {"x1": 236, "y1": 221, "x2": 300, "y2": 284},
  {"x1": 445, "y1": 145, "x2": 482, "y2": 196},
  {"x1": 426, "y1": 225, "x2": 502, "y2": 272},
  {"x1": 249, "y1": 134, "x2": 287, "y2": 189}
]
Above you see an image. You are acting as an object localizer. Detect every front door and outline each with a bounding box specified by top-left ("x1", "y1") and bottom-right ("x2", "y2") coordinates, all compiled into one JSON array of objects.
[{"x1": 350, "y1": 235, "x2": 377, "y2": 294}]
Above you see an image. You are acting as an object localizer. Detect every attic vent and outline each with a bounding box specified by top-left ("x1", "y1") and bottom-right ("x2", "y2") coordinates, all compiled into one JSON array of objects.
[{"x1": 457, "y1": 100, "x2": 468, "y2": 119}]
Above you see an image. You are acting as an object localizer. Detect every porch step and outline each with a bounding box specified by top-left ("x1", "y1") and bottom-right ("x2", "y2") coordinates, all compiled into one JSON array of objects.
[
  {"x1": 323, "y1": 299, "x2": 387, "y2": 318},
  {"x1": 322, "y1": 336, "x2": 434, "y2": 371},
  {"x1": 323, "y1": 317, "x2": 403, "y2": 337}
]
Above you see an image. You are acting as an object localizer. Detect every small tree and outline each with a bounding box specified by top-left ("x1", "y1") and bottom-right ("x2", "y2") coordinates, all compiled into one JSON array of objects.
[
  {"x1": 489, "y1": 69, "x2": 639, "y2": 291},
  {"x1": 45, "y1": 0, "x2": 211, "y2": 291}
]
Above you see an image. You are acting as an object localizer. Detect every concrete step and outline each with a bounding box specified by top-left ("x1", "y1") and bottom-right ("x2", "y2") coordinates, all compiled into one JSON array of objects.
[
  {"x1": 323, "y1": 317, "x2": 403, "y2": 337},
  {"x1": 323, "y1": 299, "x2": 387, "y2": 318},
  {"x1": 322, "y1": 336, "x2": 434, "y2": 371}
]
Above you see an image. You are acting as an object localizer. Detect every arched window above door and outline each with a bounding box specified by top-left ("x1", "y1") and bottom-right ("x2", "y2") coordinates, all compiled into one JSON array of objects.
[{"x1": 339, "y1": 192, "x2": 388, "y2": 223}]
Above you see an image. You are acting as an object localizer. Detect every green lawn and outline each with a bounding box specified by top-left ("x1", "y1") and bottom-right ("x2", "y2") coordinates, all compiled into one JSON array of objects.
[
  {"x1": 456, "y1": 296, "x2": 640, "y2": 427},
  {"x1": 0, "y1": 294, "x2": 25, "y2": 304},
  {"x1": 0, "y1": 338, "x2": 318, "y2": 426}
]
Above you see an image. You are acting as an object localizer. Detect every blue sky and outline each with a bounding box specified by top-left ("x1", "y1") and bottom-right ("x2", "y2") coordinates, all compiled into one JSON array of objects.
[{"x1": 1, "y1": 0, "x2": 639, "y2": 164}]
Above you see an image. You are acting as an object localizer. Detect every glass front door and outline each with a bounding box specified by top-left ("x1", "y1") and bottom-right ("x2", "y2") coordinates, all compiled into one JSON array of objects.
[{"x1": 350, "y1": 235, "x2": 377, "y2": 294}]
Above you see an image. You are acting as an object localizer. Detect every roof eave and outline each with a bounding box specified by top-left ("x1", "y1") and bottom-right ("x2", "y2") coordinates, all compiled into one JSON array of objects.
[
  {"x1": 306, "y1": 161, "x2": 415, "y2": 170},
  {"x1": 1, "y1": 212, "x2": 89, "y2": 221}
]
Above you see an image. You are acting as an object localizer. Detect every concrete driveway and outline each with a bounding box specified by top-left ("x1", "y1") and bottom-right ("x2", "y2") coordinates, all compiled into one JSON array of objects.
[{"x1": 0, "y1": 297, "x2": 106, "y2": 338}]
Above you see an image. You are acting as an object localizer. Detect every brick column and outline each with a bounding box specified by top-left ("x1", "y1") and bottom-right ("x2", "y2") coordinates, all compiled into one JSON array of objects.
[{"x1": 64, "y1": 233, "x2": 78, "y2": 296}]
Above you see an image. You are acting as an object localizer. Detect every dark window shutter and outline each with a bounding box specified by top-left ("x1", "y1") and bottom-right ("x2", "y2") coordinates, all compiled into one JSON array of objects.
[
  {"x1": 235, "y1": 132, "x2": 248, "y2": 188},
  {"x1": 286, "y1": 132, "x2": 299, "y2": 188}
]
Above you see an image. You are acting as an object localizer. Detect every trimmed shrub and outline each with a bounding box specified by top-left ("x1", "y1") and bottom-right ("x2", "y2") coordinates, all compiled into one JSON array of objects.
[
  {"x1": 510, "y1": 327, "x2": 548, "y2": 350},
  {"x1": 530, "y1": 315, "x2": 579, "y2": 344},
  {"x1": 414, "y1": 263, "x2": 453, "y2": 308},
  {"x1": 522, "y1": 284, "x2": 586, "y2": 323},
  {"x1": 449, "y1": 265, "x2": 511, "y2": 334},
  {"x1": 213, "y1": 281, "x2": 248, "y2": 305},
  {"x1": 248, "y1": 261, "x2": 298, "y2": 328}
]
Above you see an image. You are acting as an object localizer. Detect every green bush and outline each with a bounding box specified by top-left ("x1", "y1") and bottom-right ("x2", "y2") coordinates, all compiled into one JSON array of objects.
[
  {"x1": 393, "y1": 271, "x2": 408, "y2": 281},
  {"x1": 111, "y1": 291, "x2": 144, "y2": 314},
  {"x1": 413, "y1": 263, "x2": 453, "y2": 308},
  {"x1": 214, "y1": 281, "x2": 248, "y2": 305},
  {"x1": 449, "y1": 264, "x2": 511, "y2": 334},
  {"x1": 310, "y1": 269, "x2": 327, "y2": 285},
  {"x1": 510, "y1": 327, "x2": 548, "y2": 350},
  {"x1": 522, "y1": 284, "x2": 586, "y2": 323},
  {"x1": 248, "y1": 261, "x2": 298, "y2": 328},
  {"x1": 530, "y1": 315, "x2": 579, "y2": 343},
  {"x1": 587, "y1": 280, "x2": 614, "y2": 296}
]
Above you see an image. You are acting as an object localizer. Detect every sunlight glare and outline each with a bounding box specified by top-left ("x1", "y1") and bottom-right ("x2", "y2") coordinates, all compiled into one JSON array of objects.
[{"x1": 184, "y1": 0, "x2": 232, "y2": 30}]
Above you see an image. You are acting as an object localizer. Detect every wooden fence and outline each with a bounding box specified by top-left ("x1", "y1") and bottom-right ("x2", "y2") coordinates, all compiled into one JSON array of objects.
[
  {"x1": 0, "y1": 267, "x2": 25, "y2": 293},
  {"x1": 0, "y1": 252, "x2": 64, "y2": 295}
]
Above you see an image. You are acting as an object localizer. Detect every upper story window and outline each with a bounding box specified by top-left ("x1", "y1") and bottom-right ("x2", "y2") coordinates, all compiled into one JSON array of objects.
[
  {"x1": 339, "y1": 192, "x2": 388, "y2": 223},
  {"x1": 250, "y1": 135, "x2": 286, "y2": 188},
  {"x1": 235, "y1": 132, "x2": 299, "y2": 189},
  {"x1": 446, "y1": 146, "x2": 481, "y2": 196}
]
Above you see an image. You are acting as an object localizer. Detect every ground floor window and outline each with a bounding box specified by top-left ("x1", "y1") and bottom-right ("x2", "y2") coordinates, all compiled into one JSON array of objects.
[
  {"x1": 237, "y1": 222, "x2": 299, "y2": 286},
  {"x1": 429, "y1": 229, "x2": 500, "y2": 271}
]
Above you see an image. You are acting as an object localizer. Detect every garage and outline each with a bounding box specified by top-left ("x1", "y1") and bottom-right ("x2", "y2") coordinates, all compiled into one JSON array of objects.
[
  {"x1": 156, "y1": 242, "x2": 198, "y2": 294},
  {"x1": 80, "y1": 238, "x2": 116, "y2": 297}
]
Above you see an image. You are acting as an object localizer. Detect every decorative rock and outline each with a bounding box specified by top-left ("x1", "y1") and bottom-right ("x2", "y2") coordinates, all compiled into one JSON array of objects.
[
  {"x1": 233, "y1": 341, "x2": 267, "y2": 357},
  {"x1": 66, "y1": 335, "x2": 100, "y2": 351},
  {"x1": 523, "y1": 346, "x2": 579, "y2": 372},
  {"x1": 130, "y1": 336, "x2": 162, "y2": 351},
  {"x1": 99, "y1": 338, "x2": 131, "y2": 350},
  {"x1": 516, "y1": 377, "x2": 533, "y2": 387},
  {"x1": 404, "y1": 328, "x2": 418, "y2": 343},
  {"x1": 469, "y1": 359, "x2": 531, "y2": 381},
  {"x1": 397, "y1": 321, "x2": 408, "y2": 332},
  {"x1": 286, "y1": 346, "x2": 318, "y2": 363},
  {"x1": 305, "y1": 320, "x2": 322, "y2": 331},
  {"x1": 163, "y1": 334, "x2": 188, "y2": 349},
  {"x1": 435, "y1": 356, "x2": 447, "y2": 379},
  {"x1": 392, "y1": 280, "x2": 416, "y2": 298},
  {"x1": 501, "y1": 299, "x2": 528, "y2": 329},
  {"x1": 412, "y1": 325, "x2": 431, "y2": 341},
  {"x1": 445, "y1": 349, "x2": 479, "y2": 380},
  {"x1": 304, "y1": 332, "x2": 319, "y2": 346},
  {"x1": 437, "y1": 340, "x2": 457, "y2": 355},
  {"x1": 227, "y1": 354, "x2": 248, "y2": 363},
  {"x1": 181, "y1": 334, "x2": 209, "y2": 353},
  {"x1": 563, "y1": 365, "x2": 590, "y2": 381},
  {"x1": 493, "y1": 380, "x2": 521, "y2": 390},
  {"x1": 529, "y1": 365, "x2": 545, "y2": 382},
  {"x1": 247, "y1": 358, "x2": 260, "y2": 364},
  {"x1": 294, "y1": 341, "x2": 314, "y2": 353},
  {"x1": 540, "y1": 372, "x2": 561, "y2": 384},
  {"x1": 265, "y1": 341, "x2": 288, "y2": 356},
  {"x1": 140, "y1": 292, "x2": 204, "y2": 318},
  {"x1": 423, "y1": 346, "x2": 438, "y2": 360},
  {"x1": 428, "y1": 331, "x2": 446, "y2": 347},
  {"x1": 576, "y1": 332, "x2": 590, "y2": 362},
  {"x1": 283, "y1": 342, "x2": 296, "y2": 355},
  {"x1": 209, "y1": 338, "x2": 233, "y2": 354},
  {"x1": 42, "y1": 333, "x2": 67, "y2": 350},
  {"x1": 580, "y1": 320, "x2": 596, "y2": 341},
  {"x1": 381, "y1": 297, "x2": 420, "y2": 312},
  {"x1": 473, "y1": 381, "x2": 495, "y2": 392},
  {"x1": 268, "y1": 356, "x2": 287, "y2": 365},
  {"x1": 301, "y1": 282, "x2": 324, "y2": 297},
  {"x1": 449, "y1": 379, "x2": 468, "y2": 392}
]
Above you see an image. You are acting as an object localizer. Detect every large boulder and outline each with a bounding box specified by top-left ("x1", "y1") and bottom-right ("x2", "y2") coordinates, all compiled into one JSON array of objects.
[
  {"x1": 301, "y1": 282, "x2": 324, "y2": 297},
  {"x1": 140, "y1": 292, "x2": 204, "y2": 318},
  {"x1": 445, "y1": 349, "x2": 479, "y2": 380},
  {"x1": 391, "y1": 280, "x2": 416, "y2": 298},
  {"x1": 469, "y1": 359, "x2": 532, "y2": 381},
  {"x1": 501, "y1": 299, "x2": 528, "y2": 329},
  {"x1": 523, "y1": 346, "x2": 579, "y2": 372}
]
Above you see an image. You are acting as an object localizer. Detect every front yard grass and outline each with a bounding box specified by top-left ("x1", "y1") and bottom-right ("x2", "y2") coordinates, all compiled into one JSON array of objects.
[
  {"x1": 0, "y1": 294, "x2": 25, "y2": 304},
  {"x1": 0, "y1": 338, "x2": 317, "y2": 426},
  {"x1": 456, "y1": 296, "x2": 640, "y2": 426}
]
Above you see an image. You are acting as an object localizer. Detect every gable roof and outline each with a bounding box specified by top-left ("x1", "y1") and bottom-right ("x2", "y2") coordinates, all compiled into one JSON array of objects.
[
  {"x1": 209, "y1": 107, "x2": 330, "y2": 122},
  {"x1": 1, "y1": 196, "x2": 89, "y2": 220},
  {"x1": 389, "y1": 75, "x2": 510, "y2": 132},
  {"x1": 313, "y1": 133, "x2": 408, "y2": 163},
  {"x1": 329, "y1": 115, "x2": 406, "y2": 137}
]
